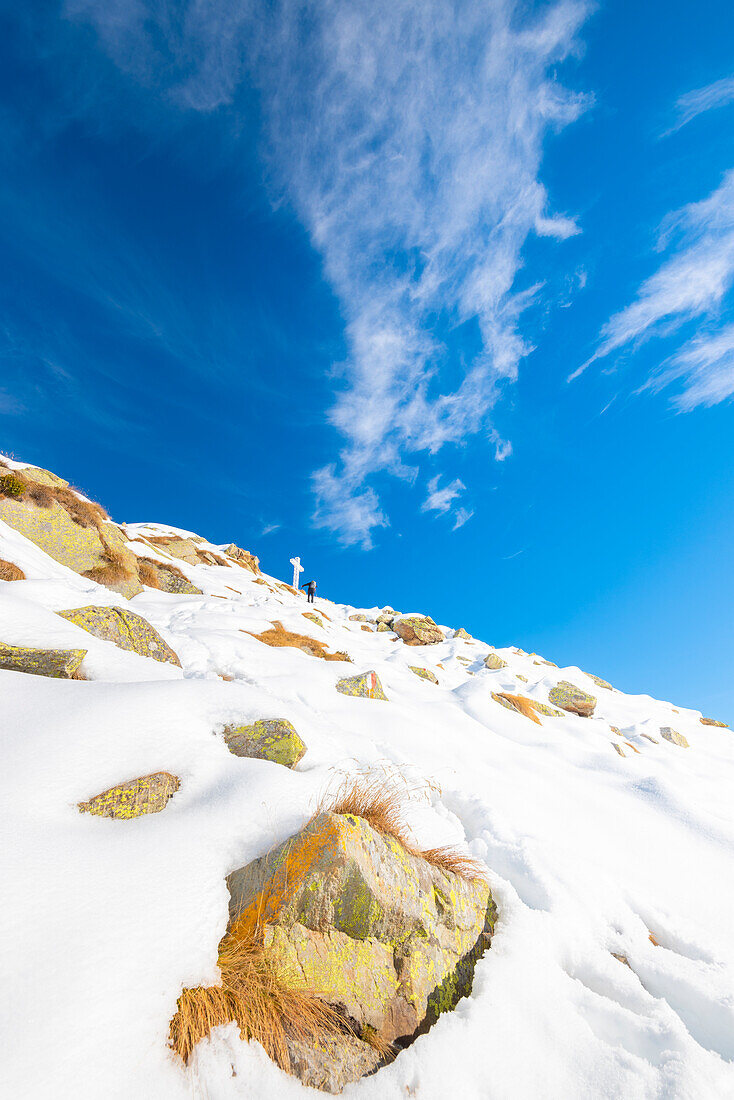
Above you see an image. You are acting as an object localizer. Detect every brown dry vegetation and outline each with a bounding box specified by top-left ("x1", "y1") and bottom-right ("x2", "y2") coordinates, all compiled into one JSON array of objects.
[
  {"x1": 492, "y1": 692, "x2": 543, "y2": 726},
  {"x1": 137, "y1": 558, "x2": 163, "y2": 589},
  {"x1": 0, "y1": 470, "x2": 108, "y2": 528},
  {"x1": 169, "y1": 923, "x2": 365, "y2": 1068},
  {"x1": 243, "y1": 620, "x2": 351, "y2": 662},
  {"x1": 321, "y1": 773, "x2": 487, "y2": 883},
  {"x1": 0, "y1": 558, "x2": 25, "y2": 581}
]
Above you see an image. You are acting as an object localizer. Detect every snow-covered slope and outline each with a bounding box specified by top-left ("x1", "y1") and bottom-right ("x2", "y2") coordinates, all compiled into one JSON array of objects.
[{"x1": 1, "y1": 507, "x2": 734, "y2": 1100}]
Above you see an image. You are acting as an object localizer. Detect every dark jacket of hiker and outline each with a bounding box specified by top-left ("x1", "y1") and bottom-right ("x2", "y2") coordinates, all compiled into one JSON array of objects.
[{"x1": 301, "y1": 580, "x2": 317, "y2": 603}]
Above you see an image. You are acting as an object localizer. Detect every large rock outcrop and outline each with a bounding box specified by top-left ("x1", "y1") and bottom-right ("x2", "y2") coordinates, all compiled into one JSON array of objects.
[
  {"x1": 393, "y1": 615, "x2": 445, "y2": 647},
  {"x1": 58, "y1": 606, "x2": 181, "y2": 666},
  {"x1": 0, "y1": 464, "x2": 142, "y2": 598},
  {"x1": 226, "y1": 812, "x2": 495, "y2": 1065}
]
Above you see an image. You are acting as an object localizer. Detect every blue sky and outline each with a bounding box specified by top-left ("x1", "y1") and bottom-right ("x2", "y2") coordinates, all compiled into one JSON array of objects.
[{"x1": 1, "y1": 0, "x2": 733, "y2": 719}]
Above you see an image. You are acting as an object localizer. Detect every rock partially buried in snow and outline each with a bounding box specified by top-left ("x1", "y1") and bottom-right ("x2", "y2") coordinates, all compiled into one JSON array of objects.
[
  {"x1": 223, "y1": 719, "x2": 306, "y2": 768},
  {"x1": 0, "y1": 642, "x2": 87, "y2": 678},
  {"x1": 660, "y1": 727, "x2": 689, "y2": 748},
  {"x1": 0, "y1": 558, "x2": 25, "y2": 581},
  {"x1": 348, "y1": 613, "x2": 371, "y2": 623},
  {"x1": 588, "y1": 673, "x2": 612, "y2": 690},
  {"x1": 226, "y1": 811, "x2": 495, "y2": 1060},
  {"x1": 700, "y1": 716, "x2": 728, "y2": 728},
  {"x1": 58, "y1": 606, "x2": 181, "y2": 666},
  {"x1": 223, "y1": 543, "x2": 260, "y2": 573},
  {"x1": 393, "y1": 615, "x2": 445, "y2": 646},
  {"x1": 483, "y1": 652, "x2": 507, "y2": 670},
  {"x1": 409, "y1": 666, "x2": 439, "y2": 684},
  {"x1": 336, "y1": 671, "x2": 388, "y2": 700},
  {"x1": 376, "y1": 622, "x2": 393, "y2": 633},
  {"x1": 78, "y1": 772, "x2": 180, "y2": 819},
  {"x1": 453, "y1": 627, "x2": 472, "y2": 639},
  {"x1": 548, "y1": 681, "x2": 596, "y2": 718}
]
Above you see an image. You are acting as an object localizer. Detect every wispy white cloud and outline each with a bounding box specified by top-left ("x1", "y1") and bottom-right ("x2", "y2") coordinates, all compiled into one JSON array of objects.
[
  {"x1": 259, "y1": 522, "x2": 281, "y2": 537},
  {"x1": 641, "y1": 323, "x2": 734, "y2": 410},
  {"x1": 572, "y1": 170, "x2": 734, "y2": 406},
  {"x1": 421, "y1": 475, "x2": 465, "y2": 516},
  {"x1": 452, "y1": 506, "x2": 474, "y2": 531},
  {"x1": 70, "y1": 0, "x2": 591, "y2": 547},
  {"x1": 664, "y1": 74, "x2": 734, "y2": 136}
]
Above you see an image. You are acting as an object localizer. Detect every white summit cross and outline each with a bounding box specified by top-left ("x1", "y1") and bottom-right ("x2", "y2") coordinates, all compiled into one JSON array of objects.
[{"x1": 290, "y1": 556, "x2": 304, "y2": 591}]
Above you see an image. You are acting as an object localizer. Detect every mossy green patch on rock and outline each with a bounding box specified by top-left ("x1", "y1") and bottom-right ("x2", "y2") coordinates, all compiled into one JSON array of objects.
[
  {"x1": 548, "y1": 680, "x2": 596, "y2": 717},
  {"x1": 0, "y1": 642, "x2": 86, "y2": 678},
  {"x1": 78, "y1": 771, "x2": 179, "y2": 819},
  {"x1": 336, "y1": 671, "x2": 388, "y2": 700},
  {"x1": 58, "y1": 606, "x2": 181, "y2": 666},
  {"x1": 223, "y1": 718, "x2": 306, "y2": 768}
]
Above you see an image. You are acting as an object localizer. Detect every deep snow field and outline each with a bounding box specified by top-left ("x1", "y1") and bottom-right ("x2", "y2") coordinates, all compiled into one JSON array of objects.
[{"x1": 2, "y1": 508, "x2": 734, "y2": 1100}]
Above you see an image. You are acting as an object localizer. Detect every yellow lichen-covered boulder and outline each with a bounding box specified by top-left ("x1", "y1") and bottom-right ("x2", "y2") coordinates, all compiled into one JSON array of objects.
[
  {"x1": 226, "y1": 812, "x2": 495, "y2": 1052},
  {"x1": 393, "y1": 615, "x2": 445, "y2": 646},
  {"x1": 223, "y1": 718, "x2": 306, "y2": 768},
  {"x1": 548, "y1": 680, "x2": 596, "y2": 717},
  {"x1": 0, "y1": 642, "x2": 86, "y2": 678},
  {"x1": 335, "y1": 671, "x2": 388, "y2": 700},
  {"x1": 78, "y1": 772, "x2": 180, "y2": 819},
  {"x1": 700, "y1": 716, "x2": 728, "y2": 728},
  {"x1": 58, "y1": 606, "x2": 181, "y2": 666},
  {"x1": 409, "y1": 666, "x2": 439, "y2": 684}
]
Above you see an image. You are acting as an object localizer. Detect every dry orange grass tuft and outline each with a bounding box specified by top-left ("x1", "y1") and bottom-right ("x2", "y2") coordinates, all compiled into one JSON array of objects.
[
  {"x1": 169, "y1": 922, "x2": 363, "y2": 1069},
  {"x1": 137, "y1": 558, "x2": 163, "y2": 589},
  {"x1": 322, "y1": 772, "x2": 487, "y2": 883},
  {"x1": 493, "y1": 692, "x2": 543, "y2": 725},
  {"x1": 243, "y1": 621, "x2": 351, "y2": 663},
  {"x1": 0, "y1": 558, "x2": 25, "y2": 581}
]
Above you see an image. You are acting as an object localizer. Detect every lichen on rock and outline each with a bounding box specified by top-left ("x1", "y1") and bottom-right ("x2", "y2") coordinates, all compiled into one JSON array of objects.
[
  {"x1": 226, "y1": 810, "x2": 495, "y2": 1068},
  {"x1": 0, "y1": 642, "x2": 86, "y2": 679},
  {"x1": 79, "y1": 772, "x2": 179, "y2": 819},
  {"x1": 409, "y1": 666, "x2": 439, "y2": 684},
  {"x1": 223, "y1": 718, "x2": 306, "y2": 768},
  {"x1": 335, "y1": 671, "x2": 388, "y2": 700},
  {"x1": 548, "y1": 681, "x2": 596, "y2": 717},
  {"x1": 58, "y1": 606, "x2": 181, "y2": 666},
  {"x1": 393, "y1": 616, "x2": 445, "y2": 646}
]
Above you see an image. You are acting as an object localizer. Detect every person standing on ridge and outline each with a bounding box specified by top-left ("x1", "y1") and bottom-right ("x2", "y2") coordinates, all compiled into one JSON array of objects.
[{"x1": 301, "y1": 579, "x2": 317, "y2": 603}]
